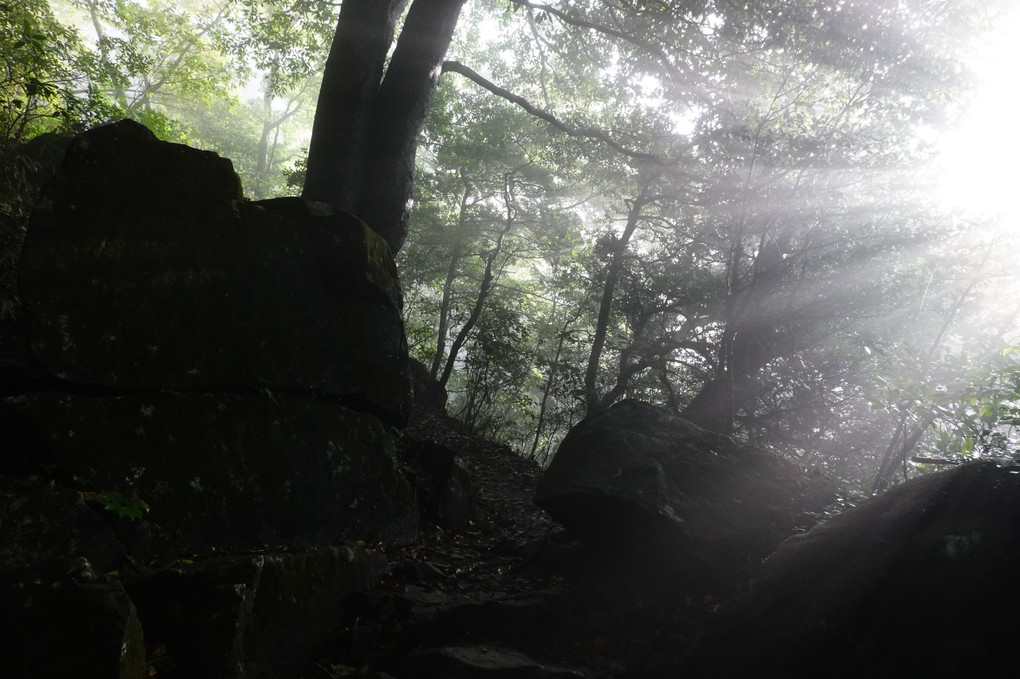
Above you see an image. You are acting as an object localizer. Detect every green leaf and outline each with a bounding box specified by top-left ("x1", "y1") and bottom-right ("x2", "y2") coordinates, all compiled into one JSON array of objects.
[{"x1": 82, "y1": 490, "x2": 150, "y2": 520}]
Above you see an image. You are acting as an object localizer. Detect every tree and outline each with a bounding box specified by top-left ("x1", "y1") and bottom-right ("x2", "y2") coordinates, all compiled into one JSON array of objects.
[
  {"x1": 301, "y1": 0, "x2": 466, "y2": 253},
  {"x1": 489, "y1": 1, "x2": 999, "y2": 440},
  {"x1": 400, "y1": 67, "x2": 585, "y2": 449},
  {"x1": 394, "y1": 0, "x2": 1015, "y2": 484},
  {"x1": 70, "y1": 0, "x2": 241, "y2": 133},
  {"x1": 9, "y1": 0, "x2": 1017, "y2": 489},
  {"x1": 1, "y1": 0, "x2": 120, "y2": 318}
]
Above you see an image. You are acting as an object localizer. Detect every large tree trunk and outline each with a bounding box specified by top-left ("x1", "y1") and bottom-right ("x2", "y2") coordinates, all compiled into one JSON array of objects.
[
  {"x1": 303, "y1": 0, "x2": 406, "y2": 213},
  {"x1": 302, "y1": 0, "x2": 465, "y2": 253}
]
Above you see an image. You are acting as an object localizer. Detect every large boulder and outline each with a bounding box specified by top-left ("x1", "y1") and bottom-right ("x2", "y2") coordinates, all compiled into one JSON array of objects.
[
  {"x1": 6, "y1": 119, "x2": 416, "y2": 554},
  {"x1": 535, "y1": 400, "x2": 833, "y2": 592},
  {"x1": 19, "y1": 120, "x2": 410, "y2": 423},
  {"x1": 127, "y1": 545, "x2": 386, "y2": 679},
  {"x1": 0, "y1": 120, "x2": 418, "y2": 676},
  {"x1": 0, "y1": 573, "x2": 146, "y2": 679},
  {"x1": 401, "y1": 438, "x2": 475, "y2": 528},
  {"x1": 686, "y1": 461, "x2": 1020, "y2": 678},
  {"x1": 7, "y1": 391, "x2": 415, "y2": 556},
  {"x1": 399, "y1": 359, "x2": 475, "y2": 529}
]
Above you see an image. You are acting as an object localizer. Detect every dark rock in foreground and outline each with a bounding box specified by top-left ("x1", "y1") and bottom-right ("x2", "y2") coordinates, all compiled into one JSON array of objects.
[
  {"x1": 2, "y1": 120, "x2": 419, "y2": 678},
  {"x1": 0, "y1": 572, "x2": 145, "y2": 679},
  {"x1": 8, "y1": 391, "x2": 414, "y2": 556},
  {"x1": 0, "y1": 481, "x2": 126, "y2": 579},
  {"x1": 687, "y1": 461, "x2": 1020, "y2": 678},
  {"x1": 127, "y1": 546, "x2": 386, "y2": 678},
  {"x1": 397, "y1": 645, "x2": 589, "y2": 678},
  {"x1": 19, "y1": 120, "x2": 410, "y2": 423},
  {"x1": 535, "y1": 400, "x2": 834, "y2": 593},
  {"x1": 401, "y1": 438, "x2": 475, "y2": 528},
  {"x1": 8, "y1": 119, "x2": 416, "y2": 554}
]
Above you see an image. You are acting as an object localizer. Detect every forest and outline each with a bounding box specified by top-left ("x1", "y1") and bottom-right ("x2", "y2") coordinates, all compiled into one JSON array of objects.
[
  {"x1": 5, "y1": 1, "x2": 1020, "y2": 677},
  {"x1": 3, "y1": 0, "x2": 1019, "y2": 494}
]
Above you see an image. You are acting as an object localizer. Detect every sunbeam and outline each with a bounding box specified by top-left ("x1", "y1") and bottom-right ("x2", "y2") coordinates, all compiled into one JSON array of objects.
[{"x1": 936, "y1": 9, "x2": 1020, "y2": 238}]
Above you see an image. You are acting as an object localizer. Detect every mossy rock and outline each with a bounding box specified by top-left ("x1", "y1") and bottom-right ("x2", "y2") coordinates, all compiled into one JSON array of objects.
[{"x1": 8, "y1": 391, "x2": 416, "y2": 556}]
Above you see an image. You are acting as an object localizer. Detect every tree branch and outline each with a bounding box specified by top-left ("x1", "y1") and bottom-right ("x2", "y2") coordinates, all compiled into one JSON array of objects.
[
  {"x1": 441, "y1": 60, "x2": 667, "y2": 166},
  {"x1": 506, "y1": 0, "x2": 713, "y2": 104}
]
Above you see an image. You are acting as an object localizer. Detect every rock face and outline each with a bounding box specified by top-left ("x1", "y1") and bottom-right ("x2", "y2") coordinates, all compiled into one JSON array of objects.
[
  {"x1": 10, "y1": 391, "x2": 413, "y2": 556},
  {"x1": 399, "y1": 361, "x2": 475, "y2": 529},
  {"x1": 409, "y1": 357, "x2": 448, "y2": 412},
  {"x1": 12, "y1": 119, "x2": 415, "y2": 553},
  {"x1": 1, "y1": 120, "x2": 418, "y2": 677},
  {"x1": 19, "y1": 121, "x2": 410, "y2": 422},
  {"x1": 1, "y1": 572, "x2": 146, "y2": 679},
  {"x1": 686, "y1": 461, "x2": 1020, "y2": 678},
  {"x1": 127, "y1": 546, "x2": 386, "y2": 678},
  {"x1": 535, "y1": 400, "x2": 833, "y2": 593}
]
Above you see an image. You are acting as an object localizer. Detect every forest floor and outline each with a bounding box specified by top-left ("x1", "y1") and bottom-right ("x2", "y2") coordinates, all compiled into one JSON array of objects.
[{"x1": 295, "y1": 411, "x2": 711, "y2": 679}]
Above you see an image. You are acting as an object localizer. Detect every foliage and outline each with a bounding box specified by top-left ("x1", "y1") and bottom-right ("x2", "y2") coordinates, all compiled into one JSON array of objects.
[
  {"x1": 0, "y1": 0, "x2": 328, "y2": 314},
  {"x1": 399, "y1": 0, "x2": 1018, "y2": 490},
  {"x1": 81, "y1": 489, "x2": 150, "y2": 520},
  {"x1": 0, "y1": 0, "x2": 117, "y2": 318},
  {"x1": 3, "y1": 0, "x2": 1017, "y2": 493}
]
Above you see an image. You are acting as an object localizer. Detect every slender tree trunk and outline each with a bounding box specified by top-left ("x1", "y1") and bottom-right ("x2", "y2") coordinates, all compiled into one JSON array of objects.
[
  {"x1": 302, "y1": 0, "x2": 465, "y2": 253},
  {"x1": 431, "y1": 250, "x2": 461, "y2": 377},
  {"x1": 85, "y1": 0, "x2": 126, "y2": 103},
  {"x1": 255, "y1": 85, "x2": 274, "y2": 194},
  {"x1": 431, "y1": 182, "x2": 472, "y2": 377},
  {"x1": 530, "y1": 327, "x2": 565, "y2": 459},
  {"x1": 590, "y1": 310, "x2": 657, "y2": 413},
  {"x1": 530, "y1": 302, "x2": 582, "y2": 459},
  {"x1": 583, "y1": 185, "x2": 652, "y2": 414},
  {"x1": 438, "y1": 174, "x2": 516, "y2": 387}
]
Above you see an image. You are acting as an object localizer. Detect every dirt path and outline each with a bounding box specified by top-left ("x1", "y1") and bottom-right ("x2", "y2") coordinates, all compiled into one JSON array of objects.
[{"x1": 295, "y1": 412, "x2": 707, "y2": 678}]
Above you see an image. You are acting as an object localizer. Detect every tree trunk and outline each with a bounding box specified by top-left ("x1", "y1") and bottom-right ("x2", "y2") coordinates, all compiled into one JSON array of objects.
[
  {"x1": 430, "y1": 181, "x2": 472, "y2": 378},
  {"x1": 583, "y1": 185, "x2": 652, "y2": 413},
  {"x1": 679, "y1": 230, "x2": 790, "y2": 434},
  {"x1": 438, "y1": 174, "x2": 516, "y2": 387},
  {"x1": 530, "y1": 302, "x2": 582, "y2": 460},
  {"x1": 590, "y1": 310, "x2": 657, "y2": 413},
  {"x1": 255, "y1": 85, "x2": 274, "y2": 194},
  {"x1": 302, "y1": 0, "x2": 465, "y2": 253},
  {"x1": 85, "y1": 0, "x2": 126, "y2": 104},
  {"x1": 303, "y1": 0, "x2": 406, "y2": 213}
]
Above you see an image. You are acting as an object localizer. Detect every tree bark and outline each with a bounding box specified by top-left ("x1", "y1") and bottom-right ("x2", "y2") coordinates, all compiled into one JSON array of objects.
[
  {"x1": 583, "y1": 185, "x2": 653, "y2": 413},
  {"x1": 679, "y1": 231, "x2": 790, "y2": 434},
  {"x1": 438, "y1": 173, "x2": 516, "y2": 387},
  {"x1": 303, "y1": 0, "x2": 465, "y2": 253},
  {"x1": 356, "y1": 0, "x2": 465, "y2": 252},
  {"x1": 303, "y1": 0, "x2": 406, "y2": 214},
  {"x1": 431, "y1": 181, "x2": 472, "y2": 378}
]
